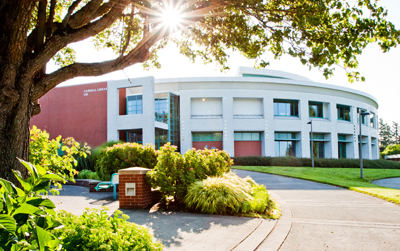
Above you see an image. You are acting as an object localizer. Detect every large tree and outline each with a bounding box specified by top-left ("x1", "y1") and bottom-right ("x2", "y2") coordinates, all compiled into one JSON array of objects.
[{"x1": 0, "y1": 0, "x2": 398, "y2": 183}]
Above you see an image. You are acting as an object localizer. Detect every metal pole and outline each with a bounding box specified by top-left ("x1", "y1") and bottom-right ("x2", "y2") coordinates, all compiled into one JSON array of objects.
[
  {"x1": 308, "y1": 121, "x2": 314, "y2": 168},
  {"x1": 359, "y1": 113, "x2": 363, "y2": 179}
]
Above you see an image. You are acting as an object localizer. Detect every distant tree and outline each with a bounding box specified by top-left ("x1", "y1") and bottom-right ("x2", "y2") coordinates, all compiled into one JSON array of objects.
[
  {"x1": 391, "y1": 121, "x2": 400, "y2": 145},
  {"x1": 379, "y1": 118, "x2": 392, "y2": 151}
]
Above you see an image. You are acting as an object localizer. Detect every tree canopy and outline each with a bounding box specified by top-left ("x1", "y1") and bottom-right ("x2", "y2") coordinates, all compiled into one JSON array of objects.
[{"x1": 0, "y1": 0, "x2": 399, "y2": 182}]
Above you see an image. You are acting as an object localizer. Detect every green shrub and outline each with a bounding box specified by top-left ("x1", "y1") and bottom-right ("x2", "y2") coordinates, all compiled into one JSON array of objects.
[
  {"x1": 74, "y1": 141, "x2": 124, "y2": 172},
  {"x1": 0, "y1": 159, "x2": 65, "y2": 251},
  {"x1": 95, "y1": 142, "x2": 158, "y2": 181},
  {"x1": 29, "y1": 126, "x2": 90, "y2": 186},
  {"x1": 147, "y1": 143, "x2": 196, "y2": 203},
  {"x1": 184, "y1": 148, "x2": 232, "y2": 180},
  {"x1": 147, "y1": 144, "x2": 233, "y2": 203},
  {"x1": 53, "y1": 208, "x2": 163, "y2": 251},
  {"x1": 250, "y1": 184, "x2": 271, "y2": 213},
  {"x1": 76, "y1": 169, "x2": 100, "y2": 180},
  {"x1": 232, "y1": 156, "x2": 400, "y2": 169}
]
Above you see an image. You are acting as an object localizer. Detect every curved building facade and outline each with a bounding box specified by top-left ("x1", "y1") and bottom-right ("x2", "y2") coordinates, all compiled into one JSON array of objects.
[{"x1": 105, "y1": 67, "x2": 379, "y2": 159}]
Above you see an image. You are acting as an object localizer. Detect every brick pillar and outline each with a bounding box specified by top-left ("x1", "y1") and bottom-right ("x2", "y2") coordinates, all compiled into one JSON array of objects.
[{"x1": 118, "y1": 167, "x2": 152, "y2": 209}]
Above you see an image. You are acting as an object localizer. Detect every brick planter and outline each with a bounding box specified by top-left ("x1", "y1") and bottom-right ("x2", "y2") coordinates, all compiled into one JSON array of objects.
[{"x1": 118, "y1": 167, "x2": 152, "y2": 209}]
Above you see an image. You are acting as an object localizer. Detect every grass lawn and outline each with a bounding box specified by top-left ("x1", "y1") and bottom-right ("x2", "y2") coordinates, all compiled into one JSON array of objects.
[{"x1": 233, "y1": 166, "x2": 400, "y2": 204}]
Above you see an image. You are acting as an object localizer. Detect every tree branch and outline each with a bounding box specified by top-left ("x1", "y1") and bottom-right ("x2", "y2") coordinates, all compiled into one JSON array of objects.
[
  {"x1": 62, "y1": 0, "x2": 82, "y2": 28},
  {"x1": 46, "y1": 0, "x2": 57, "y2": 39},
  {"x1": 26, "y1": 0, "x2": 129, "y2": 77},
  {"x1": 67, "y1": 0, "x2": 103, "y2": 29},
  {"x1": 32, "y1": 25, "x2": 173, "y2": 100}
]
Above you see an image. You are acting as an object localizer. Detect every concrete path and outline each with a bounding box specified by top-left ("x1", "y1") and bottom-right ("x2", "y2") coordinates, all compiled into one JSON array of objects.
[
  {"x1": 372, "y1": 177, "x2": 400, "y2": 190},
  {"x1": 50, "y1": 171, "x2": 400, "y2": 251},
  {"x1": 234, "y1": 169, "x2": 400, "y2": 251}
]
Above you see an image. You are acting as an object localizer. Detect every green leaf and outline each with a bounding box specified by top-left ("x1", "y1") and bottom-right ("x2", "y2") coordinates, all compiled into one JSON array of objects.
[
  {"x1": 18, "y1": 158, "x2": 38, "y2": 180},
  {"x1": 26, "y1": 198, "x2": 55, "y2": 209},
  {"x1": 11, "y1": 170, "x2": 32, "y2": 192},
  {"x1": 0, "y1": 215, "x2": 16, "y2": 233},
  {"x1": 11, "y1": 203, "x2": 43, "y2": 216},
  {"x1": 36, "y1": 226, "x2": 55, "y2": 251},
  {"x1": 40, "y1": 174, "x2": 65, "y2": 183}
]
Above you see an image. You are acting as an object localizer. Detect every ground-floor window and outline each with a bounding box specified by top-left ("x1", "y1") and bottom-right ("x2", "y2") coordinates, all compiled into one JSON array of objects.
[
  {"x1": 234, "y1": 132, "x2": 262, "y2": 157},
  {"x1": 311, "y1": 141, "x2": 324, "y2": 158},
  {"x1": 275, "y1": 141, "x2": 296, "y2": 157},
  {"x1": 192, "y1": 132, "x2": 223, "y2": 150},
  {"x1": 338, "y1": 142, "x2": 347, "y2": 159}
]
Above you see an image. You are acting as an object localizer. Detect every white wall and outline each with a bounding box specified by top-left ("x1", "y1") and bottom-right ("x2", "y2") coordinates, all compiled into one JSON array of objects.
[
  {"x1": 191, "y1": 98, "x2": 222, "y2": 116},
  {"x1": 233, "y1": 98, "x2": 263, "y2": 115}
]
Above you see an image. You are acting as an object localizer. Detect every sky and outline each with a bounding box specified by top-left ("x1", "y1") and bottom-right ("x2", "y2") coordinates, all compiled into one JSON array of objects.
[{"x1": 51, "y1": 0, "x2": 400, "y2": 124}]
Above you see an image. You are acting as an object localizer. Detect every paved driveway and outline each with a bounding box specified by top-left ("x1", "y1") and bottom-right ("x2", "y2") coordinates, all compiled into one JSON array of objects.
[{"x1": 234, "y1": 169, "x2": 400, "y2": 251}]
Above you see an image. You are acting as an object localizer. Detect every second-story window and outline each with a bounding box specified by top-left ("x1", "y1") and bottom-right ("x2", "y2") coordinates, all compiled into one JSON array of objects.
[
  {"x1": 274, "y1": 99, "x2": 299, "y2": 117},
  {"x1": 127, "y1": 95, "x2": 143, "y2": 114},
  {"x1": 309, "y1": 101, "x2": 323, "y2": 118},
  {"x1": 337, "y1": 104, "x2": 351, "y2": 122}
]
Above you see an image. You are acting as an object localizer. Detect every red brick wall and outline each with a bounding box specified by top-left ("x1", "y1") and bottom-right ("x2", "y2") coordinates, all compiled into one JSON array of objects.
[
  {"x1": 192, "y1": 141, "x2": 223, "y2": 150},
  {"x1": 30, "y1": 82, "x2": 108, "y2": 147},
  {"x1": 234, "y1": 141, "x2": 262, "y2": 157},
  {"x1": 119, "y1": 172, "x2": 152, "y2": 209}
]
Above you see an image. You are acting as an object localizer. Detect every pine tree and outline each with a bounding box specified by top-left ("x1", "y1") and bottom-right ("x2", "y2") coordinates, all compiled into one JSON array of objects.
[
  {"x1": 391, "y1": 121, "x2": 400, "y2": 145},
  {"x1": 379, "y1": 118, "x2": 392, "y2": 150}
]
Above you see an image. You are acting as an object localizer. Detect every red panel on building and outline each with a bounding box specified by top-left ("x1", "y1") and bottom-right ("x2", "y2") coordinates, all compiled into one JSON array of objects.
[
  {"x1": 234, "y1": 141, "x2": 262, "y2": 157},
  {"x1": 192, "y1": 141, "x2": 223, "y2": 150},
  {"x1": 30, "y1": 82, "x2": 108, "y2": 147}
]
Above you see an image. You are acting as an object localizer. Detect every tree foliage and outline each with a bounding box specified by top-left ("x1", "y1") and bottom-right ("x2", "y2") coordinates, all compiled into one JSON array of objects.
[
  {"x1": 379, "y1": 118, "x2": 392, "y2": 150},
  {"x1": 0, "y1": 0, "x2": 398, "y2": 181}
]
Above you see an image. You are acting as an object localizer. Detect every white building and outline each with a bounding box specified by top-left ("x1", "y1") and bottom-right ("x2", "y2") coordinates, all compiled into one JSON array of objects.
[{"x1": 107, "y1": 67, "x2": 379, "y2": 159}]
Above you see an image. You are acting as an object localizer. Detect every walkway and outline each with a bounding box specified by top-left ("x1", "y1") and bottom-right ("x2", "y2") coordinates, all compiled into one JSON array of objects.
[
  {"x1": 50, "y1": 170, "x2": 400, "y2": 250},
  {"x1": 234, "y1": 169, "x2": 400, "y2": 251},
  {"x1": 372, "y1": 177, "x2": 400, "y2": 190}
]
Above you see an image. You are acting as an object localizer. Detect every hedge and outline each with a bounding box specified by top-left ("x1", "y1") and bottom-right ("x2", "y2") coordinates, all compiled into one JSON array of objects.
[{"x1": 232, "y1": 156, "x2": 400, "y2": 169}]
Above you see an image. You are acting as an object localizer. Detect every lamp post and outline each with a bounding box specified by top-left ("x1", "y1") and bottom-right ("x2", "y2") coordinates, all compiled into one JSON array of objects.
[
  {"x1": 359, "y1": 112, "x2": 370, "y2": 179},
  {"x1": 307, "y1": 121, "x2": 314, "y2": 168}
]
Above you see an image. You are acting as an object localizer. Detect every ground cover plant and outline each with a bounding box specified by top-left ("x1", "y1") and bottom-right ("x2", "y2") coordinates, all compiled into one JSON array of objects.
[
  {"x1": 233, "y1": 166, "x2": 400, "y2": 204},
  {"x1": 185, "y1": 172, "x2": 278, "y2": 218},
  {"x1": 53, "y1": 208, "x2": 163, "y2": 251},
  {"x1": 233, "y1": 156, "x2": 400, "y2": 169},
  {"x1": 96, "y1": 142, "x2": 158, "y2": 181}
]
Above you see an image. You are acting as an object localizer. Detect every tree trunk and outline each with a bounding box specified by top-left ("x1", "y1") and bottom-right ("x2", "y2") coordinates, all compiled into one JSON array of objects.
[{"x1": 0, "y1": 78, "x2": 32, "y2": 185}]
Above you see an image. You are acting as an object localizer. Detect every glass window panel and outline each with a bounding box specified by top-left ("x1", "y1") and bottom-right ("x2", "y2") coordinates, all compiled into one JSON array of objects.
[
  {"x1": 280, "y1": 141, "x2": 287, "y2": 157},
  {"x1": 242, "y1": 133, "x2": 252, "y2": 140},
  {"x1": 234, "y1": 133, "x2": 242, "y2": 141},
  {"x1": 274, "y1": 103, "x2": 278, "y2": 115},
  {"x1": 136, "y1": 99, "x2": 142, "y2": 105},
  {"x1": 251, "y1": 133, "x2": 260, "y2": 140},
  {"x1": 137, "y1": 95, "x2": 142, "y2": 100},
  {"x1": 275, "y1": 142, "x2": 279, "y2": 156}
]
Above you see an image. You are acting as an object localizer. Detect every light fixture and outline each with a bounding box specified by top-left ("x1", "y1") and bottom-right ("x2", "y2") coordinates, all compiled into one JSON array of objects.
[{"x1": 202, "y1": 98, "x2": 205, "y2": 101}]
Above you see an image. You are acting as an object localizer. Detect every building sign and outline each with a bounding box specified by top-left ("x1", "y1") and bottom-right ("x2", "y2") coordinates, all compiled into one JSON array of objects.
[{"x1": 83, "y1": 87, "x2": 107, "y2": 96}]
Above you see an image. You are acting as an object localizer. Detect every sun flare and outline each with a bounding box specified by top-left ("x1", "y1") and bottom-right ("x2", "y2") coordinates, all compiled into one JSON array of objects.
[{"x1": 160, "y1": 7, "x2": 183, "y2": 29}]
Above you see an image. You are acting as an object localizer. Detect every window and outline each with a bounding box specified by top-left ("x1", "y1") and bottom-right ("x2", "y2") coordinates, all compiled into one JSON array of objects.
[
  {"x1": 154, "y1": 93, "x2": 168, "y2": 123},
  {"x1": 338, "y1": 134, "x2": 350, "y2": 159},
  {"x1": 274, "y1": 132, "x2": 299, "y2": 157},
  {"x1": 309, "y1": 102, "x2": 323, "y2": 118},
  {"x1": 370, "y1": 112, "x2": 376, "y2": 128},
  {"x1": 357, "y1": 108, "x2": 368, "y2": 125},
  {"x1": 337, "y1": 104, "x2": 351, "y2": 121},
  {"x1": 310, "y1": 133, "x2": 328, "y2": 158},
  {"x1": 234, "y1": 132, "x2": 261, "y2": 141},
  {"x1": 311, "y1": 142, "x2": 324, "y2": 158},
  {"x1": 192, "y1": 132, "x2": 222, "y2": 142},
  {"x1": 275, "y1": 141, "x2": 296, "y2": 157},
  {"x1": 127, "y1": 95, "x2": 142, "y2": 114},
  {"x1": 274, "y1": 99, "x2": 299, "y2": 117}
]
